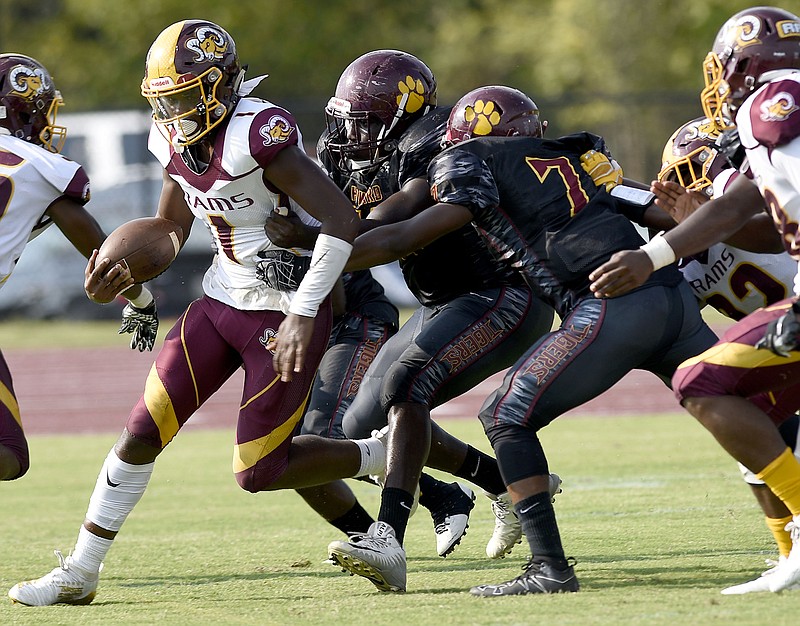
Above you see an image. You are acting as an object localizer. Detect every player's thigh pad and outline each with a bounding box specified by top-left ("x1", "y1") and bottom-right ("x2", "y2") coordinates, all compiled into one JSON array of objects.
[
  {"x1": 380, "y1": 286, "x2": 551, "y2": 410},
  {"x1": 673, "y1": 299, "x2": 800, "y2": 425},
  {"x1": 301, "y1": 314, "x2": 395, "y2": 438}
]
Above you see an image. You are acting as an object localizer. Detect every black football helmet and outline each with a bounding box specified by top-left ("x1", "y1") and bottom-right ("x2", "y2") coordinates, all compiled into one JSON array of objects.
[
  {"x1": 658, "y1": 117, "x2": 730, "y2": 198},
  {"x1": 141, "y1": 20, "x2": 244, "y2": 148},
  {"x1": 701, "y1": 6, "x2": 800, "y2": 130},
  {"x1": 324, "y1": 49, "x2": 437, "y2": 171},
  {"x1": 446, "y1": 85, "x2": 543, "y2": 144},
  {"x1": 0, "y1": 54, "x2": 65, "y2": 152}
]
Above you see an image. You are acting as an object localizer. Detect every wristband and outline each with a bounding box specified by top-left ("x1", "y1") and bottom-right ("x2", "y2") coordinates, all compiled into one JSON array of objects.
[
  {"x1": 289, "y1": 234, "x2": 352, "y2": 317},
  {"x1": 639, "y1": 233, "x2": 676, "y2": 271},
  {"x1": 125, "y1": 286, "x2": 154, "y2": 309}
]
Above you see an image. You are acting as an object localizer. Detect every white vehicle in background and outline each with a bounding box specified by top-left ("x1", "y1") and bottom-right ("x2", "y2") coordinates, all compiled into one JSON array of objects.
[{"x1": 0, "y1": 110, "x2": 415, "y2": 320}]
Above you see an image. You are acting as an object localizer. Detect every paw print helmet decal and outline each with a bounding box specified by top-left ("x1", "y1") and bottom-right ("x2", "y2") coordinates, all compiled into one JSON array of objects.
[
  {"x1": 141, "y1": 19, "x2": 245, "y2": 149},
  {"x1": 0, "y1": 54, "x2": 66, "y2": 152},
  {"x1": 658, "y1": 116, "x2": 728, "y2": 198},
  {"x1": 446, "y1": 85, "x2": 542, "y2": 145},
  {"x1": 324, "y1": 49, "x2": 437, "y2": 171}
]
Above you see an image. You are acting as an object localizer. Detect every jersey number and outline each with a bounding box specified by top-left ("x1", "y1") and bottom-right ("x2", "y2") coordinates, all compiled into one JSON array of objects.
[
  {"x1": 0, "y1": 175, "x2": 12, "y2": 221},
  {"x1": 525, "y1": 156, "x2": 589, "y2": 217},
  {"x1": 705, "y1": 261, "x2": 788, "y2": 320}
]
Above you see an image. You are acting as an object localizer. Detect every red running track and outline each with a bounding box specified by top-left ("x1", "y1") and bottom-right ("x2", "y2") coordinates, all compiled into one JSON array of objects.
[{"x1": 5, "y1": 346, "x2": 684, "y2": 436}]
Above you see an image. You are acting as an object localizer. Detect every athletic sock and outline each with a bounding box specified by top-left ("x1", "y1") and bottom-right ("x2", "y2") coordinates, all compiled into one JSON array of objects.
[
  {"x1": 756, "y1": 447, "x2": 800, "y2": 516},
  {"x1": 418, "y1": 473, "x2": 448, "y2": 509},
  {"x1": 454, "y1": 446, "x2": 505, "y2": 495},
  {"x1": 85, "y1": 449, "x2": 154, "y2": 532},
  {"x1": 330, "y1": 501, "x2": 374, "y2": 536},
  {"x1": 766, "y1": 514, "x2": 794, "y2": 558},
  {"x1": 378, "y1": 487, "x2": 414, "y2": 544},
  {"x1": 516, "y1": 491, "x2": 567, "y2": 568},
  {"x1": 354, "y1": 437, "x2": 385, "y2": 478},
  {"x1": 70, "y1": 526, "x2": 112, "y2": 576}
]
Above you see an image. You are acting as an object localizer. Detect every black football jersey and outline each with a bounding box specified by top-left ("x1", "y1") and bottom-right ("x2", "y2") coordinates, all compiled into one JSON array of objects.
[
  {"x1": 429, "y1": 132, "x2": 682, "y2": 316},
  {"x1": 319, "y1": 107, "x2": 522, "y2": 307}
]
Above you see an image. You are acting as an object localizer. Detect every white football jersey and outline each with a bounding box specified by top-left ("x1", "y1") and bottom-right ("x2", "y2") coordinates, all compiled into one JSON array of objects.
[
  {"x1": 736, "y1": 70, "x2": 800, "y2": 295},
  {"x1": 0, "y1": 135, "x2": 90, "y2": 288},
  {"x1": 679, "y1": 169, "x2": 796, "y2": 318},
  {"x1": 148, "y1": 97, "x2": 313, "y2": 312}
]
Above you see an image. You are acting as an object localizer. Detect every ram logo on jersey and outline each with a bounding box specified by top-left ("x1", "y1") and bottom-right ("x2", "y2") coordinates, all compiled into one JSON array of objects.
[
  {"x1": 760, "y1": 92, "x2": 800, "y2": 122},
  {"x1": 259, "y1": 115, "x2": 295, "y2": 147}
]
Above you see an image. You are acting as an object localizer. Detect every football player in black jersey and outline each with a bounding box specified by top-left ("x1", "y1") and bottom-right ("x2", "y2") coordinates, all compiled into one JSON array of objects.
[
  {"x1": 335, "y1": 85, "x2": 719, "y2": 595},
  {"x1": 268, "y1": 50, "x2": 558, "y2": 586},
  {"x1": 267, "y1": 50, "x2": 560, "y2": 558},
  {"x1": 317, "y1": 66, "x2": 567, "y2": 590}
]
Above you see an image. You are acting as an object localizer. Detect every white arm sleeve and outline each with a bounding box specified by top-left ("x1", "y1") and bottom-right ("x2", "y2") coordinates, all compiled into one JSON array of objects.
[{"x1": 288, "y1": 233, "x2": 352, "y2": 317}]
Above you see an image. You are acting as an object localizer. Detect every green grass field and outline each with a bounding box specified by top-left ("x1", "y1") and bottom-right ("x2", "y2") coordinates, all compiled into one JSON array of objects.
[{"x1": 1, "y1": 415, "x2": 796, "y2": 626}]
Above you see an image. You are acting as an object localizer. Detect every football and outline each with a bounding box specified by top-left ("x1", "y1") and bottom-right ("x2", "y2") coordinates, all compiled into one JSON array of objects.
[{"x1": 97, "y1": 217, "x2": 183, "y2": 283}]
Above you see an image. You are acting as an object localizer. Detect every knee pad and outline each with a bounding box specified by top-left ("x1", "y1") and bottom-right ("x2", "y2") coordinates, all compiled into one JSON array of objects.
[{"x1": 484, "y1": 421, "x2": 549, "y2": 485}]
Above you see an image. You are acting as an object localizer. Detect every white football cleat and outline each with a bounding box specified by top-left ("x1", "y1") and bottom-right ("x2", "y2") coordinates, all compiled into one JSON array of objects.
[
  {"x1": 430, "y1": 482, "x2": 475, "y2": 557},
  {"x1": 328, "y1": 521, "x2": 406, "y2": 592},
  {"x1": 9, "y1": 551, "x2": 99, "y2": 606},
  {"x1": 485, "y1": 473, "x2": 562, "y2": 559},
  {"x1": 768, "y1": 517, "x2": 800, "y2": 593},
  {"x1": 721, "y1": 557, "x2": 800, "y2": 595}
]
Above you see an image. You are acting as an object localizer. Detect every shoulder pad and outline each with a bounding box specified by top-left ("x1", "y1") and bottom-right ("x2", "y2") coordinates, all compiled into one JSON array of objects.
[
  {"x1": 745, "y1": 77, "x2": 800, "y2": 149},
  {"x1": 225, "y1": 98, "x2": 300, "y2": 173},
  {"x1": 397, "y1": 106, "x2": 450, "y2": 154}
]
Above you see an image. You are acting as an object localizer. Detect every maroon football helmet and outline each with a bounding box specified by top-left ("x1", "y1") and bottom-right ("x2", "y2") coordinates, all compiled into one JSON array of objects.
[
  {"x1": 324, "y1": 49, "x2": 437, "y2": 170},
  {"x1": 658, "y1": 117, "x2": 730, "y2": 198},
  {"x1": 701, "y1": 6, "x2": 800, "y2": 130},
  {"x1": 141, "y1": 20, "x2": 244, "y2": 147},
  {"x1": 0, "y1": 54, "x2": 66, "y2": 152},
  {"x1": 446, "y1": 85, "x2": 543, "y2": 144}
]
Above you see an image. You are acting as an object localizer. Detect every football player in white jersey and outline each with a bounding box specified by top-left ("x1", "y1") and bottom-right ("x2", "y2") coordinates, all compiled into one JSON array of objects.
[
  {"x1": 8, "y1": 20, "x2": 389, "y2": 607},
  {"x1": 658, "y1": 115, "x2": 800, "y2": 592},
  {"x1": 590, "y1": 6, "x2": 800, "y2": 594},
  {"x1": 0, "y1": 54, "x2": 157, "y2": 482}
]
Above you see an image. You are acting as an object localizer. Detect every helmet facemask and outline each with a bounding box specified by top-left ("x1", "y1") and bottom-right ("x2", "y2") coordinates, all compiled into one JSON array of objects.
[
  {"x1": 700, "y1": 52, "x2": 735, "y2": 133},
  {"x1": 658, "y1": 144, "x2": 719, "y2": 198},
  {"x1": 143, "y1": 65, "x2": 237, "y2": 150},
  {"x1": 324, "y1": 90, "x2": 420, "y2": 172},
  {"x1": 659, "y1": 117, "x2": 727, "y2": 198},
  {"x1": 323, "y1": 50, "x2": 437, "y2": 173}
]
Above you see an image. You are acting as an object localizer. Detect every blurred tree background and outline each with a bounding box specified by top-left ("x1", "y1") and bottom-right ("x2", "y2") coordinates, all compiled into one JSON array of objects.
[
  {"x1": 2, "y1": 0, "x2": 799, "y2": 180},
  {"x1": 1, "y1": 0, "x2": 800, "y2": 319}
]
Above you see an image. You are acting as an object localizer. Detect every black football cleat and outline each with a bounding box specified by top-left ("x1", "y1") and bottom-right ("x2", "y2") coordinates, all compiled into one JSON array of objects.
[{"x1": 470, "y1": 557, "x2": 579, "y2": 596}]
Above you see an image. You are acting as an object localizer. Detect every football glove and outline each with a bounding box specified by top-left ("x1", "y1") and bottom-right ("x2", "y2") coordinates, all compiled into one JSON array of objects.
[
  {"x1": 580, "y1": 149, "x2": 623, "y2": 191},
  {"x1": 756, "y1": 301, "x2": 800, "y2": 358},
  {"x1": 119, "y1": 301, "x2": 159, "y2": 352},
  {"x1": 256, "y1": 250, "x2": 311, "y2": 292}
]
